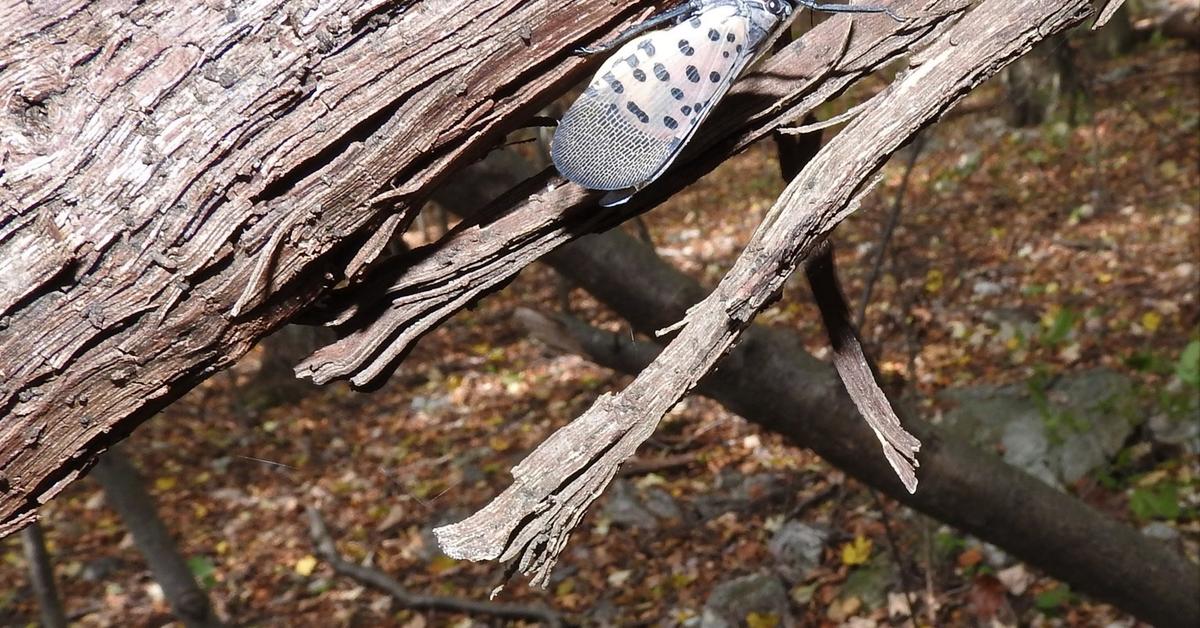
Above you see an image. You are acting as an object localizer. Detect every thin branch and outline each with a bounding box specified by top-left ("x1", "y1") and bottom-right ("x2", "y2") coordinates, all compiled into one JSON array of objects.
[
  {"x1": 857, "y1": 131, "x2": 927, "y2": 327},
  {"x1": 304, "y1": 507, "x2": 562, "y2": 626},
  {"x1": 21, "y1": 522, "x2": 68, "y2": 628}
]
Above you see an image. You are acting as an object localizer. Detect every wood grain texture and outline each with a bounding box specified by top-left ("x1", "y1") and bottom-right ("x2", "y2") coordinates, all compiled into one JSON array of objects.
[{"x1": 0, "y1": 0, "x2": 645, "y2": 534}]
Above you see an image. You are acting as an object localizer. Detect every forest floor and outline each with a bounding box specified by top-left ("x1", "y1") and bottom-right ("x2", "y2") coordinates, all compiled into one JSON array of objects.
[{"x1": 1, "y1": 36, "x2": 1197, "y2": 628}]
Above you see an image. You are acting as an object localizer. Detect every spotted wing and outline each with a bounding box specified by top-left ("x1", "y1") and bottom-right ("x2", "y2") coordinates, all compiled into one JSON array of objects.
[{"x1": 551, "y1": 5, "x2": 756, "y2": 193}]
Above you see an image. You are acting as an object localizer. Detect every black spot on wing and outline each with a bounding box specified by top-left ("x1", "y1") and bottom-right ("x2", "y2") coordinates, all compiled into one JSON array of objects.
[
  {"x1": 663, "y1": 115, "x2": 679, "y2": 130},
  {"x1": 626, "y1": 101, "x2": 649, "y2": 123},
  {"x1": 602, "y1": 72, "x2": 624, "y2": 94},
  {"x1": 726, "y1": 32, "x2": 736, "y2": 42},
  {"x1": 709, "y1": 71, "x2": 721, "y2": 82},
  {"x1": 670, "y1": 87, "x2": 685, "y2": 100},
  {"x1": 638, "y1": 40, "x2": 656, "y2": 56},
  {"x1": 678, "y1": 39, "x2": 694, "y2": 56},
  {"x1": 686, "y1": 65, "x2": 700, "y2": 82},
  {"x1": 653, "y1": 63, "x2": 670, "y2": 81},
  {"x1": 694, "y1": 102, "x2": 704, "y2": 113},
  {"x1": 681, "y1": 104, "x2": 692, "y2": 116},
  {"x1": 722, "y1": 51, "x2": 730, "y2": 58},
  {"x1": 625, "y1": 55, "x2": 639, "y2": 68},
  {"x1": 689, "y1": 16, "x2": 701, "y2": 27},
  {"x1": 632, "y1": 68, "x2": 646, "y2": 82},
  {"x1": 708, "y1": 28, "x2": 720, "y2": 41}
]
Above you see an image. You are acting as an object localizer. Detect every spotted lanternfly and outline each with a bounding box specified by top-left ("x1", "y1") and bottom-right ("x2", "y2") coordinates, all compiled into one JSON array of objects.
[{"x1": 551, "y1": 0, "x2": 900, "y2": 206}]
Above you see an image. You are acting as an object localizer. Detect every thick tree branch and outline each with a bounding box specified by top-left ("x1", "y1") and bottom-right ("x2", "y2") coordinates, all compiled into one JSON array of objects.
[
  {"x1": 435, "y1": 0, "x2": 1095, "y2": 590},
  {"x1": 0, "y1": 0, "x2": 660, "y2": 534}
]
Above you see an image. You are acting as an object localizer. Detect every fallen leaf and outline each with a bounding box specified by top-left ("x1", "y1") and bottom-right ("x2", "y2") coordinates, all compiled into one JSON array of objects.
[
  {"x1": 841, "y1": 536, "x2": 872, "y2": 566},
  {"x1": 294, "y1": 555, "x2": 318, "y2": 577}
]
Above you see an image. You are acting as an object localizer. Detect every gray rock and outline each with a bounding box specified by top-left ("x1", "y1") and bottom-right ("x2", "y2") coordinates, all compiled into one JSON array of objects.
[
  {"x1": 972, "y1": 280, "x2": 1004, "y2": 296},
  {"x1": 81, "y1": 556, "x2": 124, "y2": 582},
  {"x1": 701, "y1": 573, "x2": 792, "y2": 628},
  {"x1": 940, "y1": 369, "x2": 1139, "y2": 486},
  {"x1": 643, "y1": 487, "x2": 684, "y2": 523},
  {"x1": 768, "y1": 521, "x2": 828, "y2": 583},
  {"x1": 696, "y1": 471, "x2": 791, "y2": 519},
  {"x1": 1148, "y1": 411, "x2": 1200, "y2": 454},
  {"x1": 1141, "y1": 522, "x2": 1180, "y2": 543},
  {"x1": 603, "y1": 480, "x2": 661, "y2": 529}
]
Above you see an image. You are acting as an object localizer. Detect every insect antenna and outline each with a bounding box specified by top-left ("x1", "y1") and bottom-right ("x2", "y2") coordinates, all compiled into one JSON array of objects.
[{"x1": 794, "y1": 0, "x2": 905, "y2": 22}]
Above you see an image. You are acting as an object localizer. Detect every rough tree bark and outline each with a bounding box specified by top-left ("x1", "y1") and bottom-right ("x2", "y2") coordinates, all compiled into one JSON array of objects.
[
  {"x1": 0, "y1": 0, "x2": 661, "y2": 534},
  {"x1": 427, "y1": 138, "x2": 1200, "y2": 625}
]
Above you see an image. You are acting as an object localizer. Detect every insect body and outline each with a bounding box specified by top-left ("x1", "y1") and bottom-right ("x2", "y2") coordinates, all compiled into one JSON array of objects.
[{"x1": 551, "y1": 0, "x2": 898, "y2": 206}]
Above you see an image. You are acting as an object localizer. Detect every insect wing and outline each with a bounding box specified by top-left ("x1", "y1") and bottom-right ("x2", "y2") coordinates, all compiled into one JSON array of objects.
[{"x1": 551, "y1": 5, "x2": 755, "y2": 193}]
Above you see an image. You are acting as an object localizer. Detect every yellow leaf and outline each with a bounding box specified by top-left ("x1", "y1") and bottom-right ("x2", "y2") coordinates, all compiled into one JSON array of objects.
[
  {"x1": 428, "y1": 555, "x2": 458, "y2": 574},
  {"x1": 1096, "y1": 272, "x2": 1113, "y2": 284},
  {"x1": 1141, "y1": 311, "x2": 1162, "y2": 333},
  {"x1": 154, "y1": 477, "x2": 177, "y2": 491},
  {"x1": 746, "y1": 612, "x2": 780, "y2": 628},
  {"x1": 841, "y1": 535, "x2": 872, "y2": 566},
  {"x1": 924, "y1": 269, "x2": 944, "y2": 294},
  {"x1": 555, "y1": 577, "x2": 575, "y2": 597},
  {"x1": 488, "y1": 436, "x2": 512, "y2": 452},
  {"x1": 216, "y1": 541, "x2": 229, "y2": 555},
  {"x1": 294, "y1": 555, "x2": 318, "y2": 576}
]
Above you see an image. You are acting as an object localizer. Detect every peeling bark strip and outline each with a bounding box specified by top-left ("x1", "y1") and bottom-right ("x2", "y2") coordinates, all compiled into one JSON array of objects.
[
  {"x1": 435, "y1": 0, "x2": 1093, "y2": 587},
  {"x1": 804, "y1": 243, "x2": 920, "y2": 493},
  {"x1": 0, "y1": 0, "x2": 657, "y2": 535},
  {"x1": 296, "y1": 0, "x2": 962, "y2": 386}
]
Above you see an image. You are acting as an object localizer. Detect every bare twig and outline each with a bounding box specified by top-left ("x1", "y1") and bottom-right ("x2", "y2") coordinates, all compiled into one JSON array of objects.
[
  {"x1": 869, "y1": 489, "x2": 920, "y2": 628},
  {"x1": 91, "y1": 451, "x2": 222, "y2": 628},
  {"x1": 617, "y1": 454, "x2": 700, "y2": 477},
  {"x1": 857, "y1": 131, "x2": 927, "y2": 327},
  {"x1": 304, "y1": 507, "x2": 562, "y2": 626}
]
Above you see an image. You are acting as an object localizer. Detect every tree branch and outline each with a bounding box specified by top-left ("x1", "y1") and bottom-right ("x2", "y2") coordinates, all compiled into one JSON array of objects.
[
  {"x1": 295, "y1": 0, "x2": 957, "y2": 386},
  {"x1": 0, "y1": 0, "x2": 663, "y2": 535},
  {"x1": 436, "y1": 0, "x2": 1095, "y2": 590}
]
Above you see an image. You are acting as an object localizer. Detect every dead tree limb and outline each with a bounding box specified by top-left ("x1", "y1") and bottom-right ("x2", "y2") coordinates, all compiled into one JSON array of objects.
[
  {"x1": 0, "y1": 0, "x2": 673, "y2": 534},
  {"x1": 304, "y1": 507, "x2": 562, "y2": 626},
  {"x1": 435, "y1": 0, "x2": 1095, "y2": 590}
]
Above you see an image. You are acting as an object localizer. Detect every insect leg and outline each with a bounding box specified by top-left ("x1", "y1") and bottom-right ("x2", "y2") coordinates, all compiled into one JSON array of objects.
[
  {"x1": 577, "y1": 0, "x2": 703, "y2": 55},
  {"x1": 794, "y1": 0, "x2": 904, "y2": 22}
]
